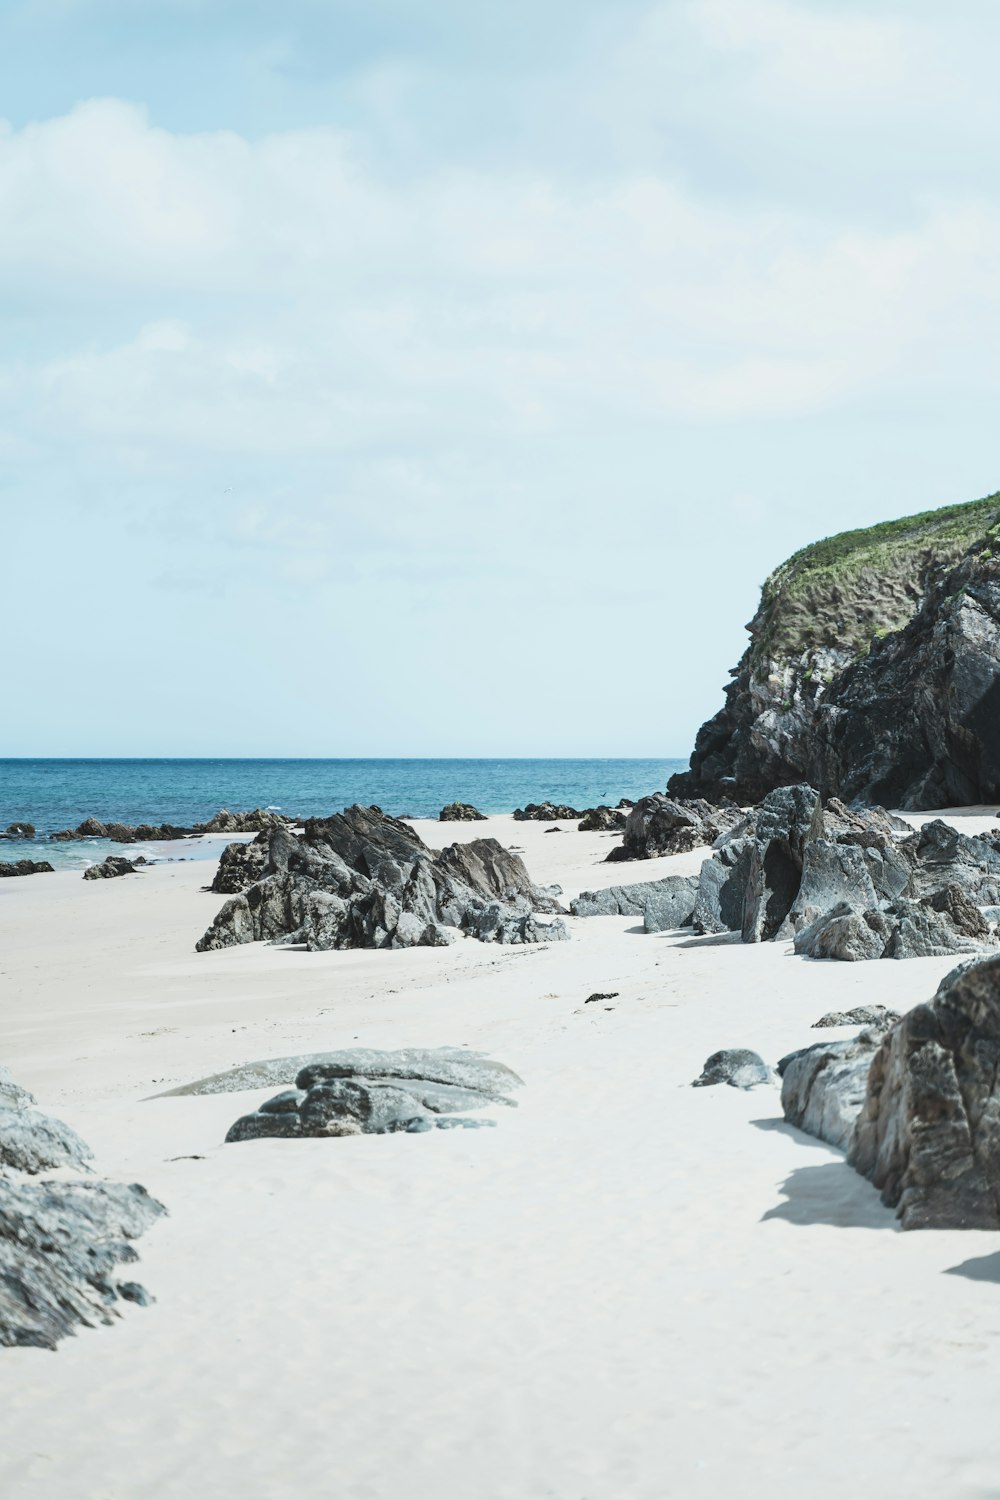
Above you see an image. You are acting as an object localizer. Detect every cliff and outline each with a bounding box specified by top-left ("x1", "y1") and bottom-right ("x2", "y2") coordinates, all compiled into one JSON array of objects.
[{"x1": 669, "y1": 492, "x2": 1000, "y2": 809}]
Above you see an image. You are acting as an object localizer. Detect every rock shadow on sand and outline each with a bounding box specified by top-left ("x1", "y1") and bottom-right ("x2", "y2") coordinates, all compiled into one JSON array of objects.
[
  {"x1": 762, "y1": 1161, "x2": 899, "y2": 1231},
  {"x1": 945, "y1": 1251, "x2": 1000, "y2": 1285}
]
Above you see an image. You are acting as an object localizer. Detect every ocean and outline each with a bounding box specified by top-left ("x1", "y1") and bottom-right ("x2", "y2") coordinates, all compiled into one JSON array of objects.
[{"x1": 0, "y1": 758, "x2": 686, "y2": 869}]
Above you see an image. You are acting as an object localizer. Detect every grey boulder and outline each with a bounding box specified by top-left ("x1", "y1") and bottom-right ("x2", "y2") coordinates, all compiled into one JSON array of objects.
[
  {"x1": 692, "y1": 1049, "x2": 774, "y2": 1090},
  {"x1": 779, "y1": 1027, "x2": 888, "y2": 1151}
]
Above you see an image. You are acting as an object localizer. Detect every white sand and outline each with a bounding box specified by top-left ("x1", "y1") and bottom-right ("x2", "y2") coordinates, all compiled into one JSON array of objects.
[{"x1": 2, "y1": 812, "x2": 1000, "y2": 1499}]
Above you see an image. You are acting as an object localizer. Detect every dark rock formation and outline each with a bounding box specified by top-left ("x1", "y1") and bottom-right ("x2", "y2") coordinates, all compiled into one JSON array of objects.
[
  {"x1": 606, "y1": 794, "x2": 742, "y2": 863},
  {"x1": 439, "y1": 803, "x2": 487, "y2": 822},
  {"x1": 0, "y1": 1069, "x2": 164, "y2": 1347},
  {"x1": 83, "y1": 855, "x2": 138, "y2": 880},
  {"x1": 742, "y1": 784, "x2": 824, "y2": 942},
  {"x1": 779, "y1": 1026, "x2": 889, "y2": 1151},
  {"x1": 0, "y1": 860, "x2": 54, "y2": 877},
  {"x1": 812, "y1": 1006, "x2": 902, "y2": 1028},
  {"x1": 570, "y1": 876, "x2": 697, "y2": 931},
  {"x1": 513, "y1": 802, "x2": 582, "y2": 821},
  {"x1": 226, "y1": 1047, "x2": 522, "y2": 1141},
  {"x1": 692, "y1": 1050, "x2": 774, "y2": 1090},
  {"x1": 1, "y1": 822, "x2": 35, "y2": 839},
  {"x1": 196, "y1": 805, "x2": 567, "y2": 953},
  {"x1": 577, "y1": 806, "x2": 627, "y2": 832},
  {"x1": 210, "y1": 834, "x2": 269, "y2": 894},
  {"x1": 849, "y1": 955, "x2": 1000, "y2": 1227},
  {"x1": 669, "y1": 494, "x2": 1000, "y2": 810},
  {"x1": 50, "y1": 808, "x2": 290, "y2": 843}
]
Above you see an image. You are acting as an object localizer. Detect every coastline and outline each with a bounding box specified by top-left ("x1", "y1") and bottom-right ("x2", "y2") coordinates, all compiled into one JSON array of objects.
[{"x1": 3, "y1": 812, "x2": 1000, "y2": 1497}]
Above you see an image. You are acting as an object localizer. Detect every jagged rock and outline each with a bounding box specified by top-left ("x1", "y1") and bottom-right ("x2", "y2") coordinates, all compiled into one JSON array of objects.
[
  {"x1": 0, "y1": 1107, "x2": 93, "y2": 1175},
  {"x1": 200, "y1": 808, "x2": 289, "y2": 834},
  {"x1": 225, "y1": 1047, "x2": 522, "y2": 1142},
  {"x1": 0, "y1": 860, "x2": 54, "y2": 877},
  {"x1": 900, "y1": 820, "x2": 1000, "y2": 904},
  {"x1": 0, "y1": 1067, "x2": 35, "y2": 1111},
  {"x1": 692, "y1": 1049, "x2": 774, "y2": 1090},
  {"x1": 83, "y1": 855, "x2": 138, "y2": 880},
  {"x1": 812, "y1": 1006, "x2": 902, "y2": 1028},
  {"x1": 0, "y1": 1178, "x2": 164, "y2": 1348},
  {"x1": 606, "y1": 794, "x2": 742, "y2": 863},
  {"x1": 577, "y1": 806, "x2": 627, "y2": 832},
  {"x1": 2, "y1": 822, "x2": 35, "y2": 839},
  {"x1": 795, "y1": 896, "x2": 995, "y2": 962},
  {"x1": 921, "y1": 883, "x2": 994, "y2": 939},
  {"x1": 779, "y1": 1027, "x2": 887, "y2": 1151},
  {"x1": 742, "y1": 784, "x2": 824, "y2": 942},
  {"x1": 848, "y1": 955, "x2": 1000, "y2": 1227},
  {"x1": 50, "y1": 808, "x2": 290, "y2": 844},
  {"x1": 821, "y1": 798, "x2": 912, "y2": 842},
  {"x1": 775, "y1": 840, "x2": 879, "y2": 938},
  {"x1": 439, "y1": 803, "x2": 486, "y2": 822},
  {"x1": 690, "y1": 838, "x2": 755, "y2": 934},
  {"x1": 210, "y1": 834, "x2": 269, "y2": 894},
  {"x1": 513, "y1": 802, "x2": 582, "y2": 821},
  {"x1": 570, "y1": 876, "x2": 697, "y2": 931}
]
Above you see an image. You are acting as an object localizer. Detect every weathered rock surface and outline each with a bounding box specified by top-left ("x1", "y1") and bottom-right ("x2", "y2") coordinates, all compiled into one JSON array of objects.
[
  {"x1": 692, "y1": 1050, "x2": 774, "y2": 1090},
  {"x1": 51, "y1": 807, "x2": 291, "y2": 843},
  {"x1": 196, "y1": 805, "x2": 567, "y2": 953},
  {"x1": 439, "y1": 803, "x2": 487, "y2": 822},
  {"x1": 794, "y1": 897, "x2": 996, "y2": 962},
  {"x1": 154, "y1": 1046, "x2": 523, "y2": 1099},
  {"x1": 0, "y1": 1069, "x2": 164, "y2": 1347},
  {"x1": 83, "y1": 855, "x2": 138, "y2": 881},
  {"x1": 577, "y1": 806, "x2": 628, "y2": 832},
  {"x1": 669, "y1": 494, "x2": 1000, "y2": 810},
  {"x1": 848, "y1": 955, "x2": 1000, "y2": 1227},
  {"x1": 812, "y1": 1006, "x2": 902, "y2": 1028},
  {"x1": 0, "y1": 860, "x2": 54, "y2": 877},
  {"x1": 570, "y1": 876, "x2": 697, "y2": 931},
  {"x1": 742, "y1": 784, "x2": 824, "y2": 942},
  {"x1": 513, "y1": 802, "x2": 582, "y2": 821},
  {"x1": 210, "y1": 834, "x2": 269, "y2": 894},
  {"x1": 779, "y1": 1026, "x2": 889, "y2": 1150},
  {"x1": 226, "y1": 1047, "x2": 522, "y2": 1141},
  {"x1": 606, "y1": 794, "x2": 742, "y2": 863}
]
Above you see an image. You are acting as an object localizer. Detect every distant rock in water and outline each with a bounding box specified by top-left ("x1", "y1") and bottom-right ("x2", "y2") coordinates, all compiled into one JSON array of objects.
[
  {"x1": 0, "y1": 860, "x2": 54, "y2": 877},
  {"x1": 513, "y1": 802, "x2": 582, "y2": 821},
  {"x1": 439, "y1": 803, "x2": 487, "y2": 822},
  {"x1": 83, "y1": 855, "x2": 139, "y2": 880},
  {"x1": 1, "y1": 823, "x2": 35, "y2": 839},
  {"x1": 225, "y1": 1047, "x2": 522, "y2": 1141},
  {"x1": 669, "y1": 493, "x2": 1000, "y2": 809},
  {"x1": 50, "y1": 808, "x2": 291, "y2": 843},
  {"x1": 197, "y1": 804, "x2": 568, "y2": 953},
  {"x1": 0, "y1": 1068, "x2": 164, "y2": 1348}
]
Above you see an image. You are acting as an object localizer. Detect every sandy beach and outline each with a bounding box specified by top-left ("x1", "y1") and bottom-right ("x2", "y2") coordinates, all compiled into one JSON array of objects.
[{"x1": 3, "y1": 813, "x2": 1000, "y2": 1499}]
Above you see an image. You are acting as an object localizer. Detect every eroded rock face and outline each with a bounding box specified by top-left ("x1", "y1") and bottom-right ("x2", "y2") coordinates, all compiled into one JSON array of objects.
[
  {"x1": 794, "y1": 898, "x2": 996, "y2": 962},
  {"x1": 849, "y1": 955, "x2": 1000, "y2": 1228},
  {"x1": 779, "y1": 1027, "x2": 888, "y2": 1151},
  {"x1": 210, "y1": 835, "x2": 269, "y2": 894},
  {"x1": 226, "y1": 1047, "x2": 522, "y2": 1141},
  {"x1": 606, "y1": 794, "x2": 742, "y2": 863},
  {"x1": 197, "y1": 805, "x2": 567, "y2": 953},
  {"x1": 742, "y1": 785, "x2": 824, "y2": 942},
  {"x1": 0, "y1": 1070, "x2": 164, "y2": 1348}
]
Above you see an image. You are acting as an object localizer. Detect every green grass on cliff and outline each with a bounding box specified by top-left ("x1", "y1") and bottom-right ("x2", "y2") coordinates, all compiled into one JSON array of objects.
[{"x1": 754, "y1": 491, "x2": 1000, "y2": 669}]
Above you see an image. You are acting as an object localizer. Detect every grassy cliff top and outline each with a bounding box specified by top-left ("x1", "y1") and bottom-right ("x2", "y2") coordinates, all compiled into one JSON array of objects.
[{"x1": 753, "y1": 491, "x2": 1000, "y2": 669}]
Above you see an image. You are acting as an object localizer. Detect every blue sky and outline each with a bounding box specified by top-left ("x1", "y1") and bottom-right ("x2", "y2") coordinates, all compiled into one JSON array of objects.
[{"x1": 4, "y1": 0, "x2": 1000, "y2": 755}]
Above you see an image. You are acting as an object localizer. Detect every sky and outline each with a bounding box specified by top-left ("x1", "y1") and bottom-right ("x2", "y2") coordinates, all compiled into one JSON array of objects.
[{"x1": 4, "y1": 0, "x2": 1000, "y2": 756}]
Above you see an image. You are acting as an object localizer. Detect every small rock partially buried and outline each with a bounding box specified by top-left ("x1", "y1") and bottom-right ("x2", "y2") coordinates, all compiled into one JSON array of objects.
[
  {"x1": 692, "y1": 1049, "x2": 775, "y2": 1090},
  {"x1": 811, "y1": 1005, "x2": 902, "y2": 1029}
]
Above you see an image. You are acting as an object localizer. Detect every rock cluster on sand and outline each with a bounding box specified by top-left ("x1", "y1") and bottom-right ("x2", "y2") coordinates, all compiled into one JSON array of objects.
[
  {"x1": 577, "y1": 805, "x2": 630, "y2": 832},
  {"x1": 0, "y1": 860, "x2": 54, "y2": 877},
  {"x1": 606, "y1": 794, "x2": 742, "y2": 862},
  {"x1": 197, "y1": 804, "x2": 568, "y2": 953},
  {"x1": 50, "y1": 808, "x2": 290, "y2": 843},
  {"x1": 0, "y1": 1066, "x2": 164, "y2": 1348},
  {"x1": 439, "y1": 803, "x2": 487, "y2": 822},
  {"x1": 225, "y1": 1047, "x2": 522, "y2": 1140},
  {"x1": 691, "y1": 785, "x2": 1000, "y2": 962},
  {"x1": 669, "y1": 493, "x2": 1000, "y2": 809},
  {"x1": 514, "y1": 802, "x2": 582, "y2": 821},
  {"x1": 570, "y1": 875, "x2": 698, "y2": 932},
  {"x1": 83, "y1": 855, "x2": 140, "y2": 881},
  {"x1": 780, "y1": 955, "x2": 1000, "y2": 1229}
]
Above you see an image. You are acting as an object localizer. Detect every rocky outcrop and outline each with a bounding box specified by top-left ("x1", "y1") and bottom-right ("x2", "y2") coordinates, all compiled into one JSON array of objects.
[
  {"x1": 606, "y1": 794, "x2": 742, "y2": 863},
  {"x1": 570, "y1": 876, "x2": 698, "y2": 932},
  {"x1": 196, "y1": 805, "x2": 567, "y2": 953},
  {"x1": 669, "y1": 493, "x2": 1000, "y2": 810},
  {"x1": 793, "y1": 897, "x2": 997, "y2": 962},
  {"x1": 577, "y1": 806, "x2": 628, "y2": 832},
  {"x1": 0, "y1": 1070, "x2": 164, "y2": 1347},
  {"x1": 225, "y1": 1047, "x2": 522, "y2": 1141},
  {"x1": 210, "y1": 834, "x2": 269, "y2": 894},
  {"x1": 0, "y1": 860, "x2": 54, "y2": 877},
  {"x1": 83, "y1": 855, "x2": 138, "y2": 880},
  {"x1": 513, "y1": 802, "x2": 582, "y2": 821},
  {"x1": 848, "y1": 956, "x2": 1000, "y2": 1227},
  {"x1": 50, "y1": 808, "x2": 290, "y2": 843},
  {"x1": 779, "y1": 1026, "x2": 888, "y2": 1151},
  {"x1": 1, "y1": 823, "x2": 35, "y2": 839},
  {"x1": 439, "y1": 803, "x2": 487, "y2": 822},
  {"x1": 692, "y1": 1050, "x2": 774, "y2": 1090}
]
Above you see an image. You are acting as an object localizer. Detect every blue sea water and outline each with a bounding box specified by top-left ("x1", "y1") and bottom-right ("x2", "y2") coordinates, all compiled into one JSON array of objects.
[{"x1": 0, "y1": 758, "x2": 686, "y2": 869}]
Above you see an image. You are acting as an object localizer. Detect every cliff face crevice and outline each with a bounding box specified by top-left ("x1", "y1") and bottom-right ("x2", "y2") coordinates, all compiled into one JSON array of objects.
[{"x1": 670, "y1": 494, "x2": 1000, "y2": 810}]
